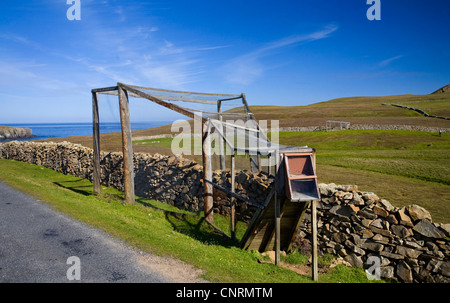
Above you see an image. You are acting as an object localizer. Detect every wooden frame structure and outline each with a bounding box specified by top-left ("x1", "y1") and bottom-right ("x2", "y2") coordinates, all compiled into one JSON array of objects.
[
  {"x1": 91, "y1": 82, "x2": 320, "y2": 280},
  {"x1": 91, "y1": 82, "x2": 248, "y2": 218}
]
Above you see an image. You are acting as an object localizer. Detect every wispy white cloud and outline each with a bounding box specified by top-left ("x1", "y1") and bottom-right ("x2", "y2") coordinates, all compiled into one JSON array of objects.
[
  {"x1": 115, "y1": 6, "x2": 126, "y2": 22},
  {"x1": 137, "y1": 60, "x2": 204, "y2": 88},
  {"x1": 158, "y1": 40, "x2": 184, "y2": 55},
  {"x1": 0, "y1": 58, "x2": 85, "y2": 99},
  {"x1": 0, "y1": 3, "x2": 233, "y2": 99},
  {"x1": 194, "y1": 45, "x2": 231, "y2": 51},
  {"x1": 0, "y1": 33, "x2": 47, "y2": 52},
  {"x1": 221, "y1": 24, "x2": 339, "y2": 85},
  {"x1": 0, "y1": 60, "x2": 39, "y2": 86},
  {"x1": 379, "y1": 55, "x2": 403, "y2": 67},
  {"x1": 254, "y1": 25, "x2": 338, "y2": 55},
  {"x1": 75, "y1": 22, "x2": 232, "y2": 89}
]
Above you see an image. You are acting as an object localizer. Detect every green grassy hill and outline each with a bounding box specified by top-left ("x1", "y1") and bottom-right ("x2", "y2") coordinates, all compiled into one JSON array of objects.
[
  {"x1": 38, "y1": 90, "x2": 450, "y2": 222},
  {"x1": 41, "y1": 91, "x2": 450, "y2": 148},
  {"x1": 248, "y1": 91, "x2": 450, "y2": 128}
]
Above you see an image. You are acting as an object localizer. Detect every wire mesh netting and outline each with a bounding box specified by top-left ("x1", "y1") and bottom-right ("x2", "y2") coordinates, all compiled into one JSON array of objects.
[
  {"x1": 95, "y1": 83, "x2": 310, "y2": 163},
  {"x1": 93, "y1": 83, "x2": 318, "y2": 212},
  {"x1": 126, "y1": 84, "x2": 251, "y2": 120},
  {"x1": 208, "y1": 118, "x2": 301, "y2": 155}
]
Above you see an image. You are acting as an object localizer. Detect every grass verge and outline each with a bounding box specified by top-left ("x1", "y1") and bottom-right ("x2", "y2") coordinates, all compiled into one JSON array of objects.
[{"x1": 0, "y1": 158, "x2": 378, "y2": 283}]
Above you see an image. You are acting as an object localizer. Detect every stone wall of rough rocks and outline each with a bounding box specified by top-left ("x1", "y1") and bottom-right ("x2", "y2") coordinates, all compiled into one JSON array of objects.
[
  {"x1": 294, "y1": 183, "x2": 450, "y2": 283},
  {"x1": 0, "y1": 141, "x2": 265, "y2": 221},
  {"x1": 1, "y1": 140, "x2": 449, "y2": 282},
  {"x1": 387, "y1": 103, "x2": 450, "y2": 120},
  {"x1": 266, "y1": 124, "x2": 450, "y2": 133},
  {"x1": 349, "y1": 124, "x2": 450, "y2": 133}
]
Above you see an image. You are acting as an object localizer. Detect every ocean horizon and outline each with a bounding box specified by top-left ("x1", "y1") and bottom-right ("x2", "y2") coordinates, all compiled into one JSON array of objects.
[{"x1": 1, "y1": 121, "x2": 171, "y2": 142}]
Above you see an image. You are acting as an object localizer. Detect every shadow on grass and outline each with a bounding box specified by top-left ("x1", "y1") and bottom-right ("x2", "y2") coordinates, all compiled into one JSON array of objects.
[
  {"x1": 163, "y1": 211, "x2": 238, "y2": 248},
  {"x1": 53, "y1": 179, "x2": 93, "y2": 197},
  {"x1": 135, "y1": 196, "x2": 238, "y2": 248},
  {"x1": 54, "y1": 179, "x2": 238, "y2": 248}
]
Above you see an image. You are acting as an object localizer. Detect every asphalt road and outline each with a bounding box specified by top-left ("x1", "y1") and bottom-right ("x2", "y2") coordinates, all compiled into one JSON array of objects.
[{"x1": 0, "y1": 181, "x2": 202, "y2": 283}]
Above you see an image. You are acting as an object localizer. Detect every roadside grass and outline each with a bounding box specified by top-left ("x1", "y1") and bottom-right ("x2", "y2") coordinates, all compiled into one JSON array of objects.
[{"x1": 0, "y1": 158, "x2": 377, "y2": 283}]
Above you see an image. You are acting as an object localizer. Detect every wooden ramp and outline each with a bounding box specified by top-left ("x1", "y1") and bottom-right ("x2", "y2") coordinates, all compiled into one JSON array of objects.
[
  {"x1": 240, "y1": 152, "x2": 319, "y2": 252},
  {"x1": 240, "y1": 189, "x2": 310, "y2": 252}
]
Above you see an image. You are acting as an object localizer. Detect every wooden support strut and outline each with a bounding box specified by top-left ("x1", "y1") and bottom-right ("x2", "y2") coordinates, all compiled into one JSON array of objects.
[
  {"x1": 204, "y1": 180, "x2": 265, "y2": 209},
  {"x1": 311, "y1": 199, "x2": 318, "y2": 281},
  {"x1": 118, "y1": 85, "x2": 135, "y2": 205},
  {"x1": 118, "y1": 82, "x2": 202, "y2": 122},
  {"x1": 274, "y1": 193, "x2": 281, "y2": 266},
  {"x1": 92, "y1": 91, "x2": 101, "y2": 195},
  {"x1": 217, "y1": 100, "x2": 226, "y2": 170},
  {"x1": 91, "y1": 84, "x2": 319, "y2": 281},
  {"x1": 230, "y1": 151, "x2": 236, "y2": 240},
  {"x1": 202, "y1": 121, "x2": 214, "y2": 223},
  {"x1": 274, "y1": 150, "x2": 281, "y2": 266}
]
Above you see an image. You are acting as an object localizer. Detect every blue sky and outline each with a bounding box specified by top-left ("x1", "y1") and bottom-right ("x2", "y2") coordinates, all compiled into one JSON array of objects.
[{"x1": 0, "y1": 0, "x2": 449, "y2": 123}]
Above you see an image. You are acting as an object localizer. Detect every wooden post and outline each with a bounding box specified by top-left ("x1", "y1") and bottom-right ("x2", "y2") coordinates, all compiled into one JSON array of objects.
[
  {"x1": 202, "y1": 121, "x2": 214, "y2": 223},
  {"x1": 311, "y1": 199, "x2": 318, "y2": 281},
  {"x1": 118, "y1": 85, "x2": 135, "y2": 205},
  {"x1": 241, "y1": 93, "x2": 251, "y2": 114},
  {"x1": 274, "y1": 193, "x2": 281, "y2": 266},
  {"x1": 274, "y1": 151, "x2": 281, "y2": 266},
  {"x1": 217, "y1": 101, "x2": 226, "y2": 170},
  {"x1": 230, "y1": 151, "x2": 236, "y2": 240},
  {"x1": 257, "y1": 153, "x2": 261, "y2": 173},
  {"x1": 92, "y1": 91, "x2": 101, "y2": 195}
]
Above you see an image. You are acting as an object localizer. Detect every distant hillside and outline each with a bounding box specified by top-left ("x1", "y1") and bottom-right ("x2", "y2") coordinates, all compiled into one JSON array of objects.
[
  {"x1": 247, "y1": 93, "x2": 450, "y2": 129},
  {"x1": 431, "y1": 84, "x2": 450, "y2": 94},
  {"x1": 37, "y1": 91, "x2": 450, "y2": 154}
]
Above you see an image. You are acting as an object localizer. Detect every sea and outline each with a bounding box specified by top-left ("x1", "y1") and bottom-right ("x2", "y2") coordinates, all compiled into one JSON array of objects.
[{"x1": 1, "y1": 122, "x2": 171, "y2": 142}]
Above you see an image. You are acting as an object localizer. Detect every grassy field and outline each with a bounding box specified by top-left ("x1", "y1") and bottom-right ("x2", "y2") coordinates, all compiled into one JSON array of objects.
[
  {"x1": 40, "y1": 92, "x2": 450, "y2": 149},
  {"x1": 37, "y1": 91, "x2": 450, "y2": 223},
  {"x1": 2, "y1": 90, "x2": 448, "y2": 282},
  {"x1": 0, "y1": 158, "x2": 377, "y2": 283},
  {"x1": 279, "y1": 130, "x2": 449, "y2": 184},
  {"x1": 388, "y1": 98, "x2": 450, "y2": 118},
  {"x1": 130, "y1": 129, "x2": 450, "y2": 223},
  {"x1": 278, "y1": 129, "x2": 450, "y2": 223}
]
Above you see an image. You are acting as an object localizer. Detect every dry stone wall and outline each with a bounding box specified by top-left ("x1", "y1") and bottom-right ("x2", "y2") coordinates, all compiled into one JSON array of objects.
[
  {"x1": 0, "y1": 141, "x2": 263, "y2": 221},
  {"x1": 266, "y1": 125, "x2": 450, "y2": 133},
  {"x1": 387, "y1": 103, "x2": 450, "y2": 120},
  {"x1": 1, "y1": 140, "x2": 449, "y2": 282},
  {"x1": 295, "y1": 183, "x2": 450, "y2": 283},
  {"x1": 349, "y1": 124, "x2": 450, "y2": 133}
]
